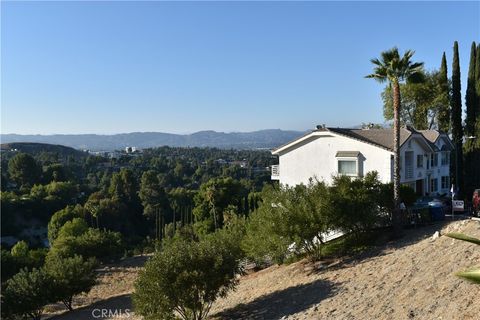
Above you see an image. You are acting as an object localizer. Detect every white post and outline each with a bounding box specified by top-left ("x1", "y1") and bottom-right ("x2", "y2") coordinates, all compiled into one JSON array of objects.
[{"x1": 451, "y1": 184, "x2": 454, "y2": 220}]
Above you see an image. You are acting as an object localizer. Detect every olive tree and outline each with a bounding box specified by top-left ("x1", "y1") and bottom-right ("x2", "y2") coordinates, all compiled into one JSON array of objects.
[
  {"x1": 45, "y1": 254, "x2": 97, "y2": 310},
  {"x1": 243, "y1": 181, "x2": 332, "y2": 264},
  {"x1": 133, "y1": 228, "x2": 243, "y2": 320},
  {"x1": 2, "y1": 268, "x2": 53, "y2": 320}
]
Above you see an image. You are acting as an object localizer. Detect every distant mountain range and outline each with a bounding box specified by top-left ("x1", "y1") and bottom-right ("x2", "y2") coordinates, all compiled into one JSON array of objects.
[{"x1": 0, "y1": 129, "x2": 306, "y2": 151}]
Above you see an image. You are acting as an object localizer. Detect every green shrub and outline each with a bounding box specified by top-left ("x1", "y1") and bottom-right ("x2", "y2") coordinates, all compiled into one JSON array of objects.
[
  {"x1": 11, "y1": 240, "x2": 29, "y2": 258},
  {"x1": 45, "y1": 254, "x2": 97, "y2": 310},
  {"x1": 243, "y1": 173, "x2": 392, "y2": 264},
  {"x1": 378, "y1": 182, "x2": 417, "y2": 214},
  {"x1": 243, "y1": 182, "x2": 332, "y2": 264},
  {"x1": 133, "y1": 228, "x2": 243, "y2": 320},
  {"x1": 2, "y1": 268, "x2": 53, "y2": 320},
  {"x1": 329, "y1": 173, "x2": 382, "y2": 235},
  {"x1": 2, "y1": 246, "x2": 47, "y2": 284},
  {"x1": 49, "y1": 218, "x2": 123, "y2": 262}
]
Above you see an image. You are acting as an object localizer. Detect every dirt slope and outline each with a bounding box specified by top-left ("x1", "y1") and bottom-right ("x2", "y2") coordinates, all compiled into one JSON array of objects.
[
  {"x1": 211, "y1": 219, "x2": 480, "y2": 320},
  {"x1": 47, "y1": 219, "x2": 480, "y2": 320}
]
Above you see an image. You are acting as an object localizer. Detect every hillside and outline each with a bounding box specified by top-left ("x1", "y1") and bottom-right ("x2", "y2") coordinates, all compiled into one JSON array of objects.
[
  {"x1": 1, "y1": 129, "x2": 305, "y2": 151},
  {"x1": 0, "y1": 142, "x2": 88, "y2": 158},
  {"x1": 46, "y1": 219, "x2": 480, "y2": 320}
]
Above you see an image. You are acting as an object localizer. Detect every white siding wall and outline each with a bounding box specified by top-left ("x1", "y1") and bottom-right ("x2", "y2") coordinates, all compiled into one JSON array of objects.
[
  {"x1": 399, "y1": 137, "x2": 429, "y2": 185},
  {"x1": 434, "y1": 137, "x2": 451, "y2": 194},
  {"x1": 277, "y1": 133, "x2": 393, "y2": 186}
]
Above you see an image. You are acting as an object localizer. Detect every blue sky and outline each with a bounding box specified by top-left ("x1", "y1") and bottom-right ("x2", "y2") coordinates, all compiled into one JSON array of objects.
[{"x1": 1, "y1": 1, "x2": 479, "y2": 134}]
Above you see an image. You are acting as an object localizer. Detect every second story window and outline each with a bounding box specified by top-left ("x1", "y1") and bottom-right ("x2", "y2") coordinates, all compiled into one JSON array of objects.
[
  {"x1": 441, "y1": 152, "x2": 449, "y2": 166},
  {"x1": 416, "y1": 154, "x2": 423, "y2": 168},
  {"x1": 405, "y1": 151, "x2": 414, "y2": 179},
  {"x1": 430, "y1": 153, "x2": 438, "y2": 167}
]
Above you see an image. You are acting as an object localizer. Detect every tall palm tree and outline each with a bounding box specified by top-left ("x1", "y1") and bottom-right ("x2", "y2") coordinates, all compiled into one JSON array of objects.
[{"x1": 366, "y1": 47, "x2": 424, "y2": 236}]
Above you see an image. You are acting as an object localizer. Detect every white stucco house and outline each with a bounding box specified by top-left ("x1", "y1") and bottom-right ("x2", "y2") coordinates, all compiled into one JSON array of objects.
[{"x1": 271, "y1": 125, "x2": 454, "y2": 196}]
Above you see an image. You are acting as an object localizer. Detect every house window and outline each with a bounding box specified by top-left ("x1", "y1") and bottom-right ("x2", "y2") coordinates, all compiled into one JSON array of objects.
[
  {"x1": 430, "y1": 153, "x2": 438, "y2": 167},
  {"x1": 430, "y1": 178, "x2": 438, "y2": 192},
  {"x1": 338, "y1": 160, "x2": 357, "y2": 176},
  {"x1": 416, "y1": 154, "x2": 423, "y2": 168},
  {"x1": 441, "y1": 152, "x2": 449, "y2": 166},
  {"x1": 405, "y1": 151, "x2": 414, "y2": 179},
  {"x1": 441, "y1": 176, "x2": 450, "y2": 189}
]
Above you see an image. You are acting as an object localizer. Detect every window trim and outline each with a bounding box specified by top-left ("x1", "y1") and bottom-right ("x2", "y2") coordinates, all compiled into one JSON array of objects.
[
  {"x1": 430, "y1": 178, "x2": 438, "y2": 193},
  {"x1": 416, "y1": 154, "x2": 423, "y2": 168},
  {"x1": 336, "y1": 157, "x2": 359, "y2": 177}
]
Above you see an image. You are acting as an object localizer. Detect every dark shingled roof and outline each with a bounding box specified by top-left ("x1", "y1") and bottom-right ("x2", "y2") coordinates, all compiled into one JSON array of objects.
[
  {"x1": 272, "y1": 125, "x2": 451, "y2": 154},
  {"x1": 325, "y1": 127, "x2": 413, "y2": 151}
]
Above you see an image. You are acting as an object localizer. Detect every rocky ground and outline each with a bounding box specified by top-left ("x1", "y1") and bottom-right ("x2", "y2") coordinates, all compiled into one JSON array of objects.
[{"x1": 46, "y1": 219, "x2": 480, "y2": 320}]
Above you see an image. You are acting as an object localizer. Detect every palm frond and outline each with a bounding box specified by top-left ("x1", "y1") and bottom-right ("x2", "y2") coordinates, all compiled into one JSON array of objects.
[
  {"x1": 370, "y1": 58, "x2": 383, "y2": 66},
  {"x1": 367, "y1": 47, "x2": 423, "y2": 85},
  {"x1": 445, "y1": 233, "x2": 480, "y2": 245},
  {"x1": 455, "y1": 268, "x2": 480, "y2": 284}
]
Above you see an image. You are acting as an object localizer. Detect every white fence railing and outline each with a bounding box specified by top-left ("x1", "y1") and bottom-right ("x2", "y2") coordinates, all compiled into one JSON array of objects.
[{"x1": 271, "y1": 165, "x2": 280, "y2": 178}]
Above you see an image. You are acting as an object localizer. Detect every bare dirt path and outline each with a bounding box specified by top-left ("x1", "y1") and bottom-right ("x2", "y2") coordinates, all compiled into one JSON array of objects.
[{"x1": 47, "y1": 219, "x2": 480, "y2": 320}]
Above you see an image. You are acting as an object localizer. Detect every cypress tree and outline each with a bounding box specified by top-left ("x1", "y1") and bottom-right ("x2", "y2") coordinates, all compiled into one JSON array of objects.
[
  {"x1": 465, "y1": 42, "x2": 477, "y2": 138},
  {"x1": 464, "y1": 42, "x2": 477, "y2": 198},
  {"x1": 451, "y1": 41, "x2": 464, "y2": 198},
  {"x1": 473, "y1": 44, "x2": 480, "y2": 195},
  {"x1": 437, "y1": 52, "x2": 450, "y2": 132},
  {"x1": 476, "y1": 43, "x2": 480, "y2": 146}
]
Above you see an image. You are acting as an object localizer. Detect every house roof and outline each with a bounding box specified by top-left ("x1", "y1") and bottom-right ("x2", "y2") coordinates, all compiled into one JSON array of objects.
[
  {"x1": 418, "y1": 130, "x2": 440, "y2": 143},
  {"x1": 418, "y1": 129, "x2": 454, "y2": 151},
  {"x1": 326, "y1": 127, "x2": 413, "y2": 151},
  {"x1": 272, "y1": 126, "x2": 450, "y2": 155}
]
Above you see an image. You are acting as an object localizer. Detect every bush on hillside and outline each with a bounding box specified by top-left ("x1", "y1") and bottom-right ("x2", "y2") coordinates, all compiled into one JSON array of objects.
[
  {"x1": 133, "y1": 227, "x2": 243, "y2": 320},
  {"x1": 243, "y1": 181, "x2": 332, "y2": 264},
  {"x1": 329, "y1": 173, "x2": 383, "y2": 235},
  {"x1": 243, "y1": 173, "x2": 403, "y2": 264},
  {"x1": 1, "y1": 244, "x2": 47, "y2": 284},
  {"x1": 45, "y1": 254, "x2": 97, "y2": 310},
  {"x1": 1, "y1": 268, "x2": 53, "y2": 320},
  {"x1": 377, "y1": 182, "x2": 417, "y2": 215}
]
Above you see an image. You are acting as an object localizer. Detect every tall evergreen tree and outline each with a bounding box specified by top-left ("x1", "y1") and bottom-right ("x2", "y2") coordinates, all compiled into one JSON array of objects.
[
  {"x1": 437, "y1": 52, "x2": 451, "y2": 132},
  {"x1": 465, "y1": 42, "x2": 477, "y2": 138},
  {"x1": 464, "y1": 42, "x2": 477, "y2": 197},
  {"x1": 476, "y1": 43, "x2": 480, "y2": 146},
  {"x1": 451, "y1": 41, "x2": 464, "y2": 198}
]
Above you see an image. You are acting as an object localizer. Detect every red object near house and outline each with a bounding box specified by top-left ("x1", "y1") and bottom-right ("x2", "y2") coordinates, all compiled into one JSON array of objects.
[{"x1": 473, "y1": 189, "x2": 480, "y2": 216}]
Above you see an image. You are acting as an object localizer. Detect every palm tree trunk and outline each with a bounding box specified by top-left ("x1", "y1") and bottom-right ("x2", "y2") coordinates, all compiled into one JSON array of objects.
[{"x1": 392, "y1": 81, "x2": 402, "y2": 236}]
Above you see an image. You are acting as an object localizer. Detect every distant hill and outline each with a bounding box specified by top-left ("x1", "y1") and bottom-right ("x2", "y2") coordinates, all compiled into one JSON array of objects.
[
  {"x1": 0, "y1": 129, "x2": 306, "y2": 151},
  {"x1": 0, "y1": 142, "x2": 88, "y2": 158}
]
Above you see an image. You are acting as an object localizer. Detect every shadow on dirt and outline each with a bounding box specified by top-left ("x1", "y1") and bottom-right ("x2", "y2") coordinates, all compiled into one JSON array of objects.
[
  {"x1": 212, "y1": 279, "x2": 337, "y2": 320},
  {"x1": 47, "y1": 294, "x2": 132, "y2": 320}
]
